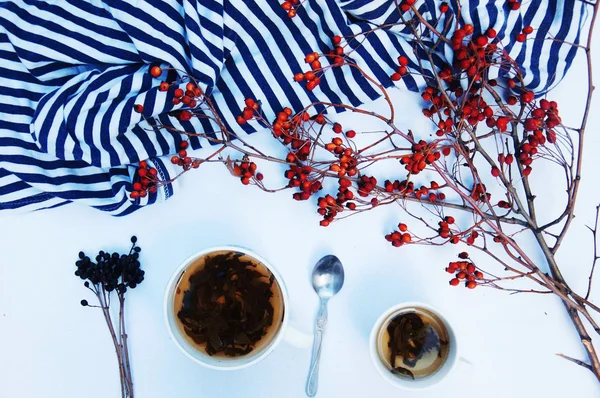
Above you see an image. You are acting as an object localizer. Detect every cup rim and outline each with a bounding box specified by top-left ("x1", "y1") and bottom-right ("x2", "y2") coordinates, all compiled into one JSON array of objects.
[
  {"x1": 163, "y1": 245, "x2": 289, "y2": 371},
  {"x1": 369, "y1": 301, "x2": 459, "y2": 390}
]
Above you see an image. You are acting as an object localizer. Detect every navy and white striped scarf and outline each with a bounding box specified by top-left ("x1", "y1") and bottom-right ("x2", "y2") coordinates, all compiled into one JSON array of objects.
[{"x1": 0, "y1": 0, "x2": 590, "y2": 215}]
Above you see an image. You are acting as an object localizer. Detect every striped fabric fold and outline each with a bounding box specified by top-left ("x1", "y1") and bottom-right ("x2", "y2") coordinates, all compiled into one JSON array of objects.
[{"x1": 0, "y1": 0, "x2": 590, "y2": 215}]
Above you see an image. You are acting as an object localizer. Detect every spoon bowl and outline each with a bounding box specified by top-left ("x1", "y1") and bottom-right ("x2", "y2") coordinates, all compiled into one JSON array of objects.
[{"x1": 312, "y1": 255, "x2": 345, "y2": 299}]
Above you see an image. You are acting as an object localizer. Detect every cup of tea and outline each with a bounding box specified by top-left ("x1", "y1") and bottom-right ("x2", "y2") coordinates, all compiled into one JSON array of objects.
[
  {"x1": 369, "y1": 302, "x2": 458, "y2": 389},
  {"x1": 164, "y1": 246, "x2": 306, "y2": 370}
]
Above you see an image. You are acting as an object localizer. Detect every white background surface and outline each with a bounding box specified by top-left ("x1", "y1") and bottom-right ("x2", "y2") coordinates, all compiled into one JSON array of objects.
[{"x1": 2, "y1": 27, "x2": 600, "y2": 398}]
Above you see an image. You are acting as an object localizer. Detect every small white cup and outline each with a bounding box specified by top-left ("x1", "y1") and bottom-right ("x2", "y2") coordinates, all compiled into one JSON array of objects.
[
  {"x1": 164, "y1": 245, "x2": 308, "y2": 370},
  {"x1": 369, "y1": 302, "x2": 459, "y2": 390}
]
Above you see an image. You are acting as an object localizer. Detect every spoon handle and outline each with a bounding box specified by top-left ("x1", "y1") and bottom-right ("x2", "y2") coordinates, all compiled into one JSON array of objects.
[{"x1": 306, "y1": 299, "x2": 328, "y2": 397}]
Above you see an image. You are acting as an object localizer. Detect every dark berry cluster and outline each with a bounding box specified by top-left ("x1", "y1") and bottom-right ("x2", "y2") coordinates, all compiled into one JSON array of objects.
[{"x1": 75, "y1": 236, "x2": 145, "y2": 299}]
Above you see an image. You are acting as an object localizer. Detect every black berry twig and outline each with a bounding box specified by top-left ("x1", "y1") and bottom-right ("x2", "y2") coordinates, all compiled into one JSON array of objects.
[{"x1": 75, "y1": 236, "x2": 144, "y2": 398}]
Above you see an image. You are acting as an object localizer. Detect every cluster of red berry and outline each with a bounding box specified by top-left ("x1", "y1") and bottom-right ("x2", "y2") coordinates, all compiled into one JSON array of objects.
[
  {"x1": 385, "y1": 223, "x2": 412, "y2": 247},
  {"x1": 316, "y1": 174, "x2": 362, "y2": 226},
  {"x1": 232, "y1": 159, "x2": 262, "y2": 185},
  {"x1": 399, "y1": 140, "x2": 441, "y2": 175},
  {"x1": 438, "y1": 216, "x2": 458, "y2": 242},
  {"x1": 284, "y1": 165, "x2": 321, "y2": 200},
  {"x1": 397, "y1": 0, "x2": 417, "y2": 13},
  {"x1": 130, "y1": 160, "x2": 158, "y2": 199},
  {"x1": 390, "y1": 55, "x2": 409, "y2": 81},
  {"x1": 173, "y1": 82, "x2": 203, "y2": 116},
  {"x1": 294, "y1": 52, "x2": 323, "y2": 91},
  {"x1": 515, "y1": 25, "x2": 534, "y2": 43},
  {"x1": 328, "y1": 35, "x2": 345, "y2": 66},
  {"x1": 383, "y1": 179, "x2": 448, "y2": 202},
  {"x1": 272, "y1": 107, "x2": 313, "y2": 161},
  {"x1": 450, "y1": 24, "x2": 499, "y2": 82},
  {"x1": 317, "y1": 194, "x2": 341, "y2": 227},
  {"x1": 471, "y1": 183, "x2": 491, "y2": 203},
  {"x1": 170, "y1": 141, "x2": 200, "y2": 171},
  {"x1": 446, "y1": 254, "x2": 483, "y2": 289},
  {"x1": 236, "y1": 98, "x2": 259, "y2": 125},
  {"x1": 507, "y1": 0, "x2": 521, "y2": 10},
  {"x1": 325, "y1": 137, "x2": 359, "y2": 177},
  {"x1": 281, "y1": 0, "x2": 300, "y2": 18},
  {"x1": 357, "y1": 175, "x2": 378, "y2": 197}
]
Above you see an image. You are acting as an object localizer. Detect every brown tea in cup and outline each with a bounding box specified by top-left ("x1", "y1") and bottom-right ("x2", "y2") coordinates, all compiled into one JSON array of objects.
[
  {"x1": 377, "y1": 308, "x2": 450, "y2": 380},
  {"x1": 173, "y1": 250, "x2": 285, "y2": 358}
]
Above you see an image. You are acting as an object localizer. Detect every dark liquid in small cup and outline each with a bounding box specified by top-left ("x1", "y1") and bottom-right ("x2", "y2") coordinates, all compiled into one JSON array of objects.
[
  {"x1": 173, "y1": 250, "x2": 284, "y2": 358},
  {"x1": 378, "y1": 308, "x2": 450, "y2": 380}
]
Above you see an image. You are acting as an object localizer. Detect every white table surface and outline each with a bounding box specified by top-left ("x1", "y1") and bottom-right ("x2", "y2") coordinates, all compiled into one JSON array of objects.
[{"x1": 2, "y1": 29, "x2": 600, "y2": 398}]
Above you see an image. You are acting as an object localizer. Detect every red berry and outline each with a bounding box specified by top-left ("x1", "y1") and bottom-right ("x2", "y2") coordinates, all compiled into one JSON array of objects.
[
  {"x1": 179, "y1": 110, "x2": 192, "y2": 121},
  {"x1": 516, "y1": 33, "x2": 526, "y2": 42},
  {"x1": 174, "y1": 88, "x2": 184, "y2": 97},
  {"x1": 491, "y1": 166, "x2": 500, "y2": 177},
  {"x1": 398, "y1": 55, "x2": 409, "y2": 67},
  {"x1": 398, "y1": 223, "x2": 408, "y2": 232},
  {"x1": 521, "y1": 91, "x2": 534, "y2": 103},
  {"x1": 171, "y1": 156, "x2": 179, "y2": 164},
  {"x1": 449, "y1": 278, "x2": 460, "y2": 286},
  {"x1": 486, "y1": 28, "x2": 497, "y2": 38},
  {"x1": 466, "y1": 281, "x2": 477, "y2": 289},
  {"x1": 391, "y1": 73, "x2": 401, "y2": 81},
  {"x1": 320, "y1": 220, "x2": 330, "y2": 227},
  {"x1": 294, "y1": 73, "x2": 304, "y2": 82},
  {"x1": 333, "y1": 123, "x2": 342, "y2": 134},
  {"x1": 180, "y1": 141, "x2": 189, "y2": 149},
  {"x1": 159, "y1": 82, "x2": 169, "y2": 92},
  {"x1": 332, "y1": 35, "x2": 342, "y2": 45},
  {"x1": 523, "y1": 26, "x2": 534, "y2": 35},
  {"x1": 439, "y1": 2, "x2": 449, "y2": 13},
  {"x1": 137, "y1": 168, "x2": 147, "y2": 178},
  {"x1": 133, "y1": 104, "x2": 144, "y2": 113},
  {"x1": 346, "y1": 130, "x2": 356, "y2": 139},
  {"x1": 130, "y1": 191, "x2": 140, "y2": 199},
  {"x1": 150, "y1": 65, "x2": 162, "y2": 78},
  {"x1": 475, "y1": 35, "x2": 488, "y2": 47}
]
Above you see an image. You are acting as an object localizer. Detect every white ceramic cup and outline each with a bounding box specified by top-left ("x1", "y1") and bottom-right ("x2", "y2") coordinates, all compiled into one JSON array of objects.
[
  {"x1": 164, "y1": 245, "x2": 308, "y2": 370},
  {"x1": 369, "y1": 302, "x2": 459, "y2": 390}
]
